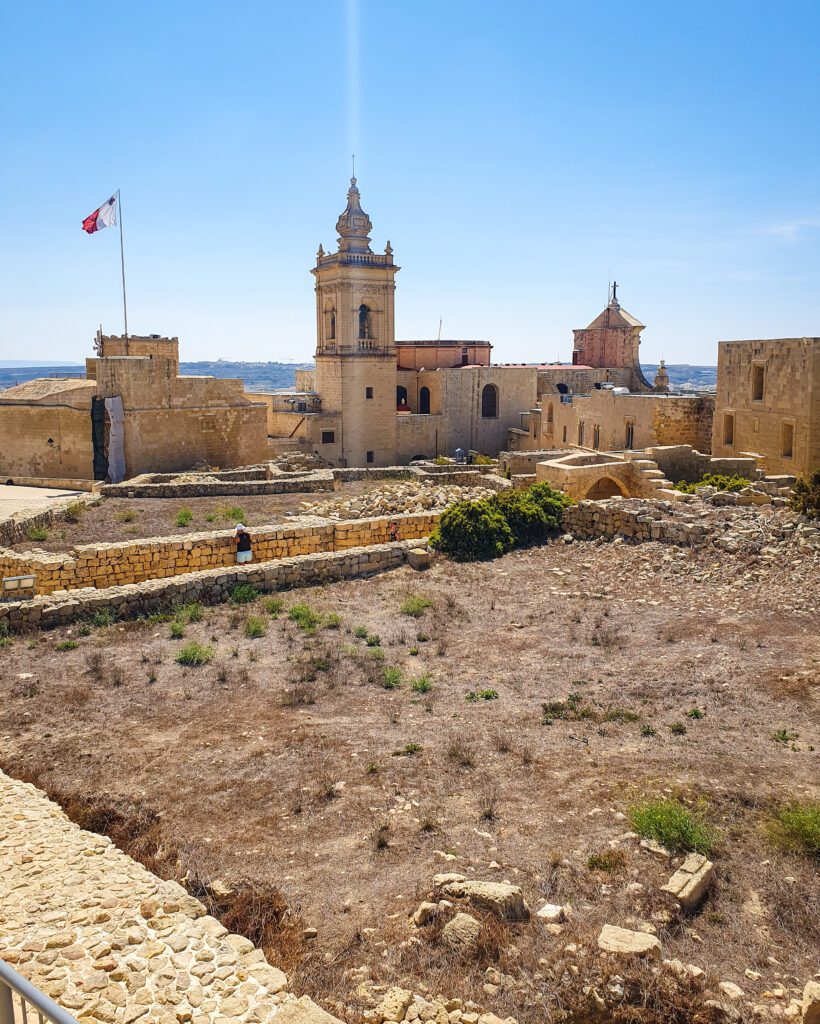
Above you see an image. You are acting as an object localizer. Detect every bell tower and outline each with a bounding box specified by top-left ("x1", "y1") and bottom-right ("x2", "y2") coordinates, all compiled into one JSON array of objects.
[{"x1": 312, "y1": 178, "x2": 399, "y2": 466}]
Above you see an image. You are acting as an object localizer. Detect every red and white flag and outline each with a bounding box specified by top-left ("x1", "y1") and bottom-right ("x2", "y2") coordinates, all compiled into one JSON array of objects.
[{"x1": 82, "y1": 194, "x2": 118, "y2": 233}]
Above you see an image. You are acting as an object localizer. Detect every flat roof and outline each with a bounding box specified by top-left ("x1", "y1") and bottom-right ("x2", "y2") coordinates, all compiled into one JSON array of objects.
[{"x1": 0, "y1": 377, "x2": 94, "y2": 401}]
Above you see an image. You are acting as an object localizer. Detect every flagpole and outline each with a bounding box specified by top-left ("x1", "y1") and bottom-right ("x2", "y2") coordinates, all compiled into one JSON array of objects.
[{"x1": 116, "y1": 189, "x2": 129, "y2": 347}]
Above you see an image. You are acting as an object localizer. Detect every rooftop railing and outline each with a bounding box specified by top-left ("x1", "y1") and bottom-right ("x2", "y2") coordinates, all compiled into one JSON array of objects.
[{"x1": 0, "y1": 959, "x2": 81, "y2": 1024}]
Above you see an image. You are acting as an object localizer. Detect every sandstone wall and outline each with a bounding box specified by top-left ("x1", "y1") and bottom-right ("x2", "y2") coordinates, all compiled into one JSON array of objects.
[
  {"x1": 0, "y1": 513, "x2": 439, "y2": 596},
  {"x1": 0, "y1": 541, "x2": 414, "y2": 631},
  {"x1": 0, "y1": 405, "x2": 95, "y2": 480},
  {"x1": 644, "y1": 445, "x2": 758, "y2": 483}
]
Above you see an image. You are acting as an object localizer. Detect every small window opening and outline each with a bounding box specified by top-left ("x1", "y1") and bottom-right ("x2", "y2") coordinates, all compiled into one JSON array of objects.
[
  {"x1": 366, "y1": 450, "x2": 375, "y2": 464},
  {"x1": 752, "y1": 363, "x2": 764, "y2": 402},
  {"x1": 365, "y1": 386, "x2": 373, "y2": 399},
  {"x1": 723, "y1": 413, "x2": 734, "y2": 446},
  {"x1": 781, "y1": 421, "x2": 794, "y2": 459},
  {"x1": 321, "y1": 430, "x2": 335, "y2": 444}
]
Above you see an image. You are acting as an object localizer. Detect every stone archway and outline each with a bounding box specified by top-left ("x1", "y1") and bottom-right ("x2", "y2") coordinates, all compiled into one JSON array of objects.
[{"x1": 585, "y1": 476, "x2": 628, "y2": 500}]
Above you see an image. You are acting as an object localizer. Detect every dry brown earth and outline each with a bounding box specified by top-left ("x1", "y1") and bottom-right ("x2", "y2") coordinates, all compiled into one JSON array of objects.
[{"x1": 1, "y1": 535, "x2": 818, "y2": 1021}]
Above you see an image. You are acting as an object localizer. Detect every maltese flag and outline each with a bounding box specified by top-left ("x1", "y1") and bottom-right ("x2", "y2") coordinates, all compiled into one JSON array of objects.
[{"x1": 82, "y1": 194, "x2": 118, "y2": 233}]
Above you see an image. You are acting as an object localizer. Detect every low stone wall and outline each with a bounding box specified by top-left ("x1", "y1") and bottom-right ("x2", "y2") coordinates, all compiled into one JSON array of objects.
[
  {"x1": 0, "y1": 475, "x2": 98, "y2": 490},
  {"x1": 0, "y1": 492, "x2": 98, "y2": 550},
  {"x1": 564, "y1": 499, "x2": 717, "y2": 546},
  {"x1": 644, "y1": 445, "x2": 759, "y2": 484},
  {"x1": 0, "y1": 512, "x2": 439, "y2": 596},
  {"x1": 0, "y1": 540, "x2": 416, "y2": 631},
  {"x1": 0, "y1": 769, "x2": 337, "y2": 1024},
  {"x1": 101, "y1": 473, "x2": 334, "y2": 498}
]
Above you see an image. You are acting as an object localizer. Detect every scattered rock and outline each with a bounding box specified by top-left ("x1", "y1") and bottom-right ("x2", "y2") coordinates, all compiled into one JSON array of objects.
[
  {"x1": 661, "y1": 853, "x2": 715, "y2": 910},
  {"x1": 535, "y1": 903, "x2": 565, "y2": 924},
  {"x1": 803, "y1": 980, "x2": 820, "y2": 1024},
  {"x1": 597, "y1": 925, "x2": 662, "y2": 959},
  {"x1": 718, "y1": 982, "x2": 745, "y2": 1001},
  {"x1": 441, "y1": 880, "x2": 530, "y2": 922},
  {"x1": 441, "y1": 913, "x2": 481, "y2": 951},
  {"x1": 412, "y1": 902, "x2": 438, "y2": 928},
  {"x1": 376, "y1": 987, "x2": 414, "y2": 1023}
]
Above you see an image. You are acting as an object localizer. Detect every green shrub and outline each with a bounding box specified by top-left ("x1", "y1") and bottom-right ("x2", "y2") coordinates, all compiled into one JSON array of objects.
[
  {"x1": 322, "y1": 612, "x2": 342, "y2": 629},
  {"x1": 176, "y1": 642, "x2": 214, "y2": 667},
  {"x1": 365, "y1": 634, "x2": 381, "y2": 647},
  {"x1": 686, "y1": 707, "x2": 704, "y2": 720},
  {"x1": 91, "y1": 608, "x2": 116, "y2": 627},
  {"x1": 115, "y1": 509, "x2": 137, "y2": 524},
  {"x1": 409, "y1": 645, "x2": 420, "y2": 656},
  {"x1": 263, "y1": 596, "x2": 284, "y2": 616},
  {"x1": 640, "y1": 724, "x2": 657, "y2": 737},
  {"x1": 764, "y1": 802, "x2": 820, "y2": 857},
  {"x1": 382, "y1": 667, "x2": 403, "y2": 689},
  {"x1": 411, "y1": 674, "x2": 432, "y2": 693},
  {"x1": 675, "y1": 473, "x2": 750, "y2": 494},
  {"x1": 26, "y1": 525, "x2": 49, "y2": 541},
  {"x1": 495, "y1": 482, "x2": 571, "y2": 547},
  {"x1": 433, "y1": 456, "x2": 450, "y2": 465},
  {"x1": 245, "y1": 615, "x2": 266, "y2": 639},
  {"x1": 229, "y1": 583, "x2": 258, "y2": 605},
  {"x1": 472, "y1": 453, "x2": 494, "y2": 465},
  {"x1": 790, "y1": 468, "x2": 820, "y2": 519},
  {"x1": 288, "y1": 603, "x2": 320, "y2": 633},
  {"x1": 392, "y1": 742, "x2": 422, "y2": 756},
  {"x1": 175, "y1": 507, "x2": 193, "y2": 527},
  {"x1": 353, "y1": 625, "x2": 368, "y2": 639},
  {"x1": 629, "y1": 798, "x2": 715, "y2": 854},
  {"x1": 602, "y1": 707, "x2": 640, "y2": 724},
  {"x1": 56, "y1": 640, "x2": 78, "y2": 651},
  {"x1": 400, "y1": 594, "x2": 434, "y2": 618},
  {"x1": 430, "y1": 499, "x2": 514, "y2": 562},
  {"x1": 175, "y1": 602, "x2": 204, "y2": 623},
  {"x1": 542, "y1": 692, "x2": 594, "y2": 723},
  {"x1": 170, "y1": 621, "x2": 185, "y2": 639},
  {"x1": 669, "y1": 721, "x2": 688, "y2": 735}
]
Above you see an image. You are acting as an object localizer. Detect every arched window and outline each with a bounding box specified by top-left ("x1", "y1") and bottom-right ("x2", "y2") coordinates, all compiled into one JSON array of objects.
[
  {"x1": 329, "y1": 309, "x2": 336, "y2": 340},
  {"x1": 358, "y1": 304, "x2": 372, "y2": 340},
  {"x1": 419, "y1": 386, "x2": 431, "y2": 414},
  {"x1": 396, "y1": 385, "x2": 408, "y2": 407},
  {"x1": 481, "y1": 384, "x2": 498, "y2": 419}
]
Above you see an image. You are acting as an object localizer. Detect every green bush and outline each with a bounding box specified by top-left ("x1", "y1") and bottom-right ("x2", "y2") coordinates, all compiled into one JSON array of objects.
[
  {"x1": 353, "y1": 625, "x2": 368, "y2": 639},
  {"x1": 56, "y1": 639, "x2": 78, "y2": 652},
  {"x1": 466, "y1": 688, "x2": 499, "y2": 702},
  {"x1": 175, "y1": 507, "x2": 193, "y2": 527},
  {"x1": 63, "y1": 501, "x2": 85, "y2": 523},
  {"x1": 430, "y1": 499, "x2": 514, "y2": 562},
  {"x1": 764, "y1": 801, "x2": 820, "y2": 857},
  {"x1": 366, "y1": 634, "x2": 381, "y2": 647},
  {"x1": 675, "y1": 473, "x2": 750, "y2": 494},
  {"x1": 175, "y1": 602, "x2": 204, "y2": 624},
  {"x1": 629, "y1": 798, "x2": 715, "y2": 854},
  {"x1": 91, "y1": 608, "x2": 116, "y2": 627},
  {"x1": 245, "y1": 615, "x2": 266, "y2": 639},
  {"x1": 26, "y1": 525, "x2": 49, "y2": 541},
  {"x1": 176, "y1": 642, "x2": 214, "y2": 667},
  {"x1": 229, "y1": 583, "x2": 258, "y2": 605},
  {"x1": 170, "y1": 621, "x2": 185, "y2": 639},
  {"x1": 410, "y1": 674, "x2": 432, "y2": 693},
  {"x1": 382, "y1": 667, "x2": 403, "y2": 689},
  {"x1": 790, "y1": 468, "x2": 820, "y2": 519},
  {"x1": 322, "y1": 612, "x2": 342, "y2": 629},
  {"x1": 115, "y1": 509, "x2": 137, "y2": 524}
]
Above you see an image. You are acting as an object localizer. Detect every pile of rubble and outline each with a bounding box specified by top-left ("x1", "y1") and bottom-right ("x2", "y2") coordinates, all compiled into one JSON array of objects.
[
  {"x1": 271, "y1": 451, "x2": 331, "y2": 473},
  {"x1": 299, "y1": 481, "x2": 495, "y2": 520},
  {"x1": 695, "y1": 477, "x2": 791, "y2": 507}
]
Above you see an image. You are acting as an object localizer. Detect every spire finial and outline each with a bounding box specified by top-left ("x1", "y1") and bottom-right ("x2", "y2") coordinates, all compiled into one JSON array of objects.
[
  {"x1": 609, "y1": 280, "x2": 620, "y2": 308},
  {"x1": 352, "y1": 153, "x2": 355, "y2": 182}
]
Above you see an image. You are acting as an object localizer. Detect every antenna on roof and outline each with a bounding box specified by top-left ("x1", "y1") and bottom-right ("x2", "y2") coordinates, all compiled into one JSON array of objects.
[
  {"x1": 351, "y1": 153, "x2": 355, "y2": 179},
  {"x1": 437, "y1": 316, "x2": 442, "y2": 342}
]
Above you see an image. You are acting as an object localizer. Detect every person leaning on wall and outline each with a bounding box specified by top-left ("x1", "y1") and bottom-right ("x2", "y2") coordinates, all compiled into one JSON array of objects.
[{"x1": 234, "y1": 523, "x2": 253, "y2": 563}]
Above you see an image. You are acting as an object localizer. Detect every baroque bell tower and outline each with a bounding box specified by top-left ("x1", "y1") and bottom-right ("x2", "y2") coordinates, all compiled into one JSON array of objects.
[{"x1": 312, "y1": 178, "x2": 399, "y2": 466}]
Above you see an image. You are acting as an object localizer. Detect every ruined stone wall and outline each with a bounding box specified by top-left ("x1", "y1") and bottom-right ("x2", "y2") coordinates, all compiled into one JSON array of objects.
[
  {"x1": 101, "y1": 473, "x2": 334, "y2": 499},
  {"x1": 0, "y1": 541, "x2": 414, "y2": 631},
  {"x1": 0, "y1": 513, "x2": 439, "y2": 595},
  {"x1": 652, "y1": 396, "x2": 714, "y2": 452},
  {"x1": 645, "y1": 445, "x2": 758, "y2": 483}
]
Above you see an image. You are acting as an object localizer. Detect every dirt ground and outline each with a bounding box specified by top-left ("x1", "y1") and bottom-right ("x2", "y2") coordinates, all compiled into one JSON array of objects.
[
  {"x1": 1, "y1": 537, "x2": 818, "y2": 1021},
  {"x1": 8, "y1": 482, "x2": 373, "y2": 552}
]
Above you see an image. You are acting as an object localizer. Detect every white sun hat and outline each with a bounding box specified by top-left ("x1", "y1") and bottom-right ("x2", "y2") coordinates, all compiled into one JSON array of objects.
[{"x1": 235, "y1": 524, "x2": 246, "y2": 532}]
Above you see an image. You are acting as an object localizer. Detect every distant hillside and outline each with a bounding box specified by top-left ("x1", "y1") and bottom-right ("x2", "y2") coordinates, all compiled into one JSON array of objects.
[{"x1": 641, "y1": 363, "x2": 716, "y2": 388}]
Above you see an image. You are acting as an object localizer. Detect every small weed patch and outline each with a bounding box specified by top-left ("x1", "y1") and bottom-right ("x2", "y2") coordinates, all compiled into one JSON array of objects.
[
  {"x1": 170, "y1": 621, "x2": 186, "y2": 639},
  {"x1": 175, "y1": 507, "x2": 193, "y2": 527},
  {"x1": 91, "y1": 609, "x2": 116, "y2": 627},
  {"x1": 229, "y1": 584, "x2": 259, "y2": 605},
  {"x1": 56, "y1": 640, "x2": 78, "y2": 652},
  {"x1": 365, "y1": 634, "x2": 381, "y2": 647},
  {"x1": 410, "y1": 674, "x2": 432, "y2": 693},
  {"x1": 322, "y1": 612, "x2": 342, "y2": 629},
  {"x1": 392, "y1": 742, "x2": 422, "y2": 756},
  {"x1": 629, "y1": 798, "x2": 715, "y2": 854},
  {"x1": 542, "y1": 692, "x2": 593, "y2": 723},
  {"x1": 63, "y1": 501, "x2": 85, "y2": 524},
  {"x1": 400, "y1": 594, "x2": 434, "y2": 618},
  {"x1": 466, "y1": 688, "x2": 499, "y2": 702},
  {"x1": 602, "y1": 707, "x2": 640, "y2": 724},
  {"x1": 669, "y1": 721, "x2": 688, "y2": 735},
  {"x1": 353, "y1": 625, "x2": 368, "y2": 639},
  {"x1": 447, "y1": 738, "x2": 476, "y2": 767},
  {"x1": 587, "y1": 850, "x2": 627, "y2": 872},
  {"x1": 772, "y1": 729, "x2": 799, "y2": 745},
  {"x1": 176, "y1": 642, "x2": 215, "y2": 667},
  {"x1": 640, "y1": 724, "x2": 657, "y2": 737},
  {"x1": 263, "y1": 596, "x2": 284, "y2": 616},
  {"x1": 764, "y1": 802, "x2": 820, "y2": 857},
  {"x1": 115, "y1": 509, "x2": 137, "y2": 524},
  {"x1": 288, "y1": 604, "x2": 321, "y2": 633},
  {"x1": 245, "y1": 615, "x2": 266, "y2": 639},
  {"x1": 26, "y1": 525, "x2": 49, "y2": 541},
  {"x1": 686, "y1": 708, "x2": 705, "y2": 719},
  {"x1": 382, "y1": 667, "x2": 403, "y2": 689}
]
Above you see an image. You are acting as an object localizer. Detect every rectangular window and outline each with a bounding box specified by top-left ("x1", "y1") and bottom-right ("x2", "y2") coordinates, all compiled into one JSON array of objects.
[
  {"x1": 752, "y1": 363, "x2": 765, "y2": 402},
  {"x1": 723, "y1": 413, "x2": 734, "y2": 446},
  {"x1": 781, "y1": 421, "x2": 794, "y2": 459},
  {"x1": 321, "y1": 431, "x2": 335, "y2": 444},
  {"x1": 365, "y1": 386, "x2": 373, "y2": 399},
  {"x1": 366, "y1": 450, "x2": 375, "y2": 464},
  {"x1": 625, "y1": 422, "x2": 634, "y2": 449},
  {"x1": 578, "y1": 422, "x2": 585, "y2": 446}
]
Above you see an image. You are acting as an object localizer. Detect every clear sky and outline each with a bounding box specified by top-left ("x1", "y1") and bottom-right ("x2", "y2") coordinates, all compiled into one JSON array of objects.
[{"x1": 2, "y1": 0, "x2": 819, "y2": 366}]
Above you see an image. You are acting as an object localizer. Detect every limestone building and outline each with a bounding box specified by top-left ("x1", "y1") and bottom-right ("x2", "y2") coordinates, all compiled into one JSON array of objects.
[
  {"x1": 712, "y1": 337, "x2": 819, "y2": 476},
  {"x1": 0, "y1": 334, "x2": 267, "y2": 483}
]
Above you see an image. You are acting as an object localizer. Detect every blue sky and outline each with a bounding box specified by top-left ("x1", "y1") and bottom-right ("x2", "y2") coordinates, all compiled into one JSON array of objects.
[{"x1": 1, "y1": 0, "x2": 819, "y2": 365}]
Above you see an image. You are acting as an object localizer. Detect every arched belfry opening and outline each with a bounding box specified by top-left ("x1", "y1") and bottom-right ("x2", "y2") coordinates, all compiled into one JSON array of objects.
[{"x1": 358, "y1": 304, "x2": 373, "y2": 340}]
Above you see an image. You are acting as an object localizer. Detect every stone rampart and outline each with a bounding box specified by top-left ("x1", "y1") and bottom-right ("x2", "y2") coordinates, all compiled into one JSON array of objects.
[
  {"x1": 0, "y1": 541, "x2": 415, "y2": 631},
  {"x1": 0, "y1": 769, "x2": 337, "y2": 1024}
]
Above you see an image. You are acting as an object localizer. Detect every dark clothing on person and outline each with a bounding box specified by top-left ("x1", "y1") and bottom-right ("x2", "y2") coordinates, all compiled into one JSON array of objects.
[{"x1": 237, "y1": 531, "x2": 252, "y2": 552}]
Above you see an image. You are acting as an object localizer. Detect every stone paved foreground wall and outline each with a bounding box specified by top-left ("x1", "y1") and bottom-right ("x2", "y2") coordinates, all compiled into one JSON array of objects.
[
  {"x1": 0, "y1": 513, "x2": 439, "y2": 596},
  {"x1": 0, "y1": 770, "x2": 338, "y2": 1024},
  {"x1": 0, "y1": 541, "x2": 415, "y2": 631}
]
